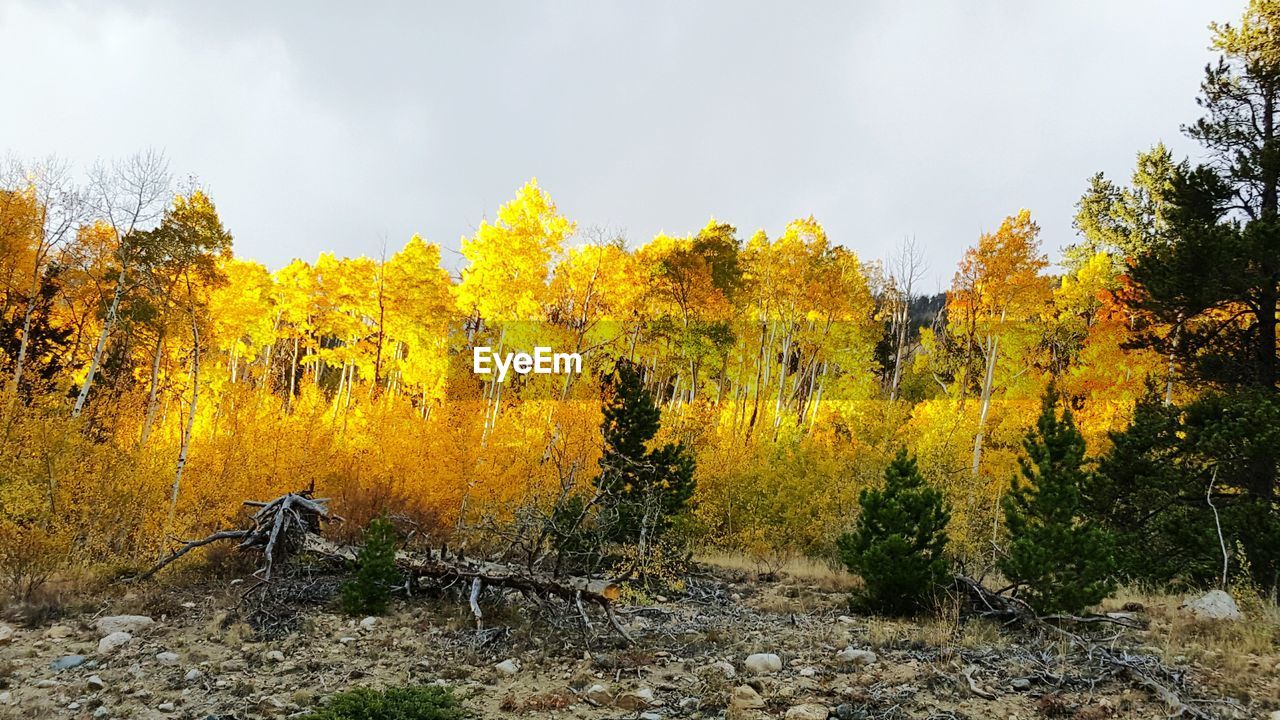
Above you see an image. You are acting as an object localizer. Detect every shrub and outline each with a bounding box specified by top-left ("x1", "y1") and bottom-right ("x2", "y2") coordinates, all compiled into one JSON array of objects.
[
  {"x1": 1001, "y1": 386, "x2": 1116, "y2": 614},
  {"x1": 339, "y1": 518, "x2": 403, "y2": 616},
  {"x1": 837, "y1": 448, "x2": 951, "y2": 615},
  {"x1": 301, "y1": 685, "x2": 464, "y2": 720}
]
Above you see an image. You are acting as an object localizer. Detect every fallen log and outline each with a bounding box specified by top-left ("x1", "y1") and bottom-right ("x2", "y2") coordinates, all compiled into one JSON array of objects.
[
  {"x1": 130, "y1": 491, "x2": 631, "y2": 641},
  {"x1": 300, "y1": 535, "x2": 629, "y2": 640}
]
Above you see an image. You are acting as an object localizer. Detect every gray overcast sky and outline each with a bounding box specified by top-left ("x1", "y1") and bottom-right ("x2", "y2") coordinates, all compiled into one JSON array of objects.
[{"x1": 0, "y1": 0, "x2": 1241, "y2": 287}]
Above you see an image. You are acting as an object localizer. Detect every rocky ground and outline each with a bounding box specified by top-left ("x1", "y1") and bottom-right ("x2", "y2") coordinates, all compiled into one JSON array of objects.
[{"x1": 0, "y1": 562, "x2": 1275, "y2": 720}]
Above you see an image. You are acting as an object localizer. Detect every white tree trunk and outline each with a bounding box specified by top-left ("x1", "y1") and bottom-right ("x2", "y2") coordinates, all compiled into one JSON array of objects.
[
  {"x1": 72, "y1": 275, "x2": 125, "y2": 417},
  {"x1": 169, "y1": 320, "x2": 200, "y2": 526},
  {"x1": 970, "y1": 333, "x2": 999, "y2": 478},
  {"x1": 139, "y1": 331, "x2": 164, "y2": 447}
]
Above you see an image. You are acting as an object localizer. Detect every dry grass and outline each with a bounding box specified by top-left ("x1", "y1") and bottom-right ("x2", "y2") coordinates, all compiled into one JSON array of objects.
[
  {"x1": 697, "y1": 550, "x2": 859, "y2": 592},
  {"x1": 1102, "y1": 585, "x2": 1280, "y2": 703}
]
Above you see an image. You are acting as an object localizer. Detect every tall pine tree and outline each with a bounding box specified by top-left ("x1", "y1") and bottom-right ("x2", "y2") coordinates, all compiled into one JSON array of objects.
[{"x1": 1100, "y1": 0, "x2": 1280, "y2": 590}]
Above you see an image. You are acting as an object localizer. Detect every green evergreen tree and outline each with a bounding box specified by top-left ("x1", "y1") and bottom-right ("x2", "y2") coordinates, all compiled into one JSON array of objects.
[
  {"x1": 1089, "y1": 394, "x2": 1218, "y2": 585},
  {"x1": 1001, "y1": 387, "x2": 1116, "y2": 614},
  {"x1": 596, "y1": 359, "x2": 695, "y2": 546},
  {"x1": 837, "y1": 448, "x2": 951, "y2": 616},
  {"x1": 339, "y1": 518, "x2": 402, "y2": 616}
]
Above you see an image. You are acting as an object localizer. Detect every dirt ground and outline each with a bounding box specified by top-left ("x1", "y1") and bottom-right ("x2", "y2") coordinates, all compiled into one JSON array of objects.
[{"x1": 0, "y1": 561, "x2": 1275, "y2": 720}]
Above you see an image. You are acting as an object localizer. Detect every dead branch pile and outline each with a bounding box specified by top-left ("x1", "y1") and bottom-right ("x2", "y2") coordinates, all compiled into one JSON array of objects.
[
  {"x1": 952, "y1": 575, "x2": 1233, "y2": 719},
  {"x1": 133, "y1": 492, "x2": 630, "y2": 641}
]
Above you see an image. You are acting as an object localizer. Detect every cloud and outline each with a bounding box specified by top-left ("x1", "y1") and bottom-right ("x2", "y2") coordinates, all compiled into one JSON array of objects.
[{"x1": 0, "y1": 0, "x2": 1238, "y2": 285}]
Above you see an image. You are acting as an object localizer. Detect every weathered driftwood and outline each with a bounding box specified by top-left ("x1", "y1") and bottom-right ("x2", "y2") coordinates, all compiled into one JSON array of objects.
[
  {"x1": 137, "y1": 492, "x2": 335, "y2": 582},
  {"x1": 132, "y1": 492, "x2": 630, "y2": 641}
]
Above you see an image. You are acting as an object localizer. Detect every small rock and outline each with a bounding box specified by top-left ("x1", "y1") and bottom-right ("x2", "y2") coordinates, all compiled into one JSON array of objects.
[
  {"x1": 87, "y1": 674, "x2": 107, "y2": 690},
  {"x1": 94, "y1": 615, "x2": 154, "y2": 636},
  {"x1": 702, "y1": 660, "x2": 736, "y2": 679},
  {"x1": 729, "y1": 685, "x2": 766, "y2": 711},
  {"x1": 1182, "y1": 589, "x2": 1243, "y2": 621},
  {"x1": 833, "y1": 704, "x2": 866, "y2": 720},
  {"x1": 93, "y1": 708, "x2": 109, "y2": 718},
  {"x1": 799, "y1": 666, "x2": 818, "y2": 677},
  {"x1": 0, "y1": 623, "x2": 14, "y2": 644},
  {"x1": 157, "y1": 701, "x2": 176, "y2": 713},
  {"x1": 35, "y1": 678, "x2": 60, "y2": 688},
  {"x1": 730, "y1": 592, "x2": 743, "y2": 602},
  {"x1": 494, "y1": 658, "x2": 520, "y2": 676},
  {"x1": 639, "y1": 713, "x2": 662, "y2": 720},
  {"x1": 743, "y1": 652, "x2": 782, "y2": 674},
  {"x1": 185, "y1": 668, "x2": 205, "y2": 682},
  {"x1": 836, "y1": 647, "x2": 878, "y2": 666},
  {"x1": 263, "y1": 650, "x2": 285, "y2": 663},
  {"x1": 786, "y1": 706, "x2": 829, "y2": 720},
  {"x1": 44, "y1": 625, "x2": 74, "y2": 639},
  {"x1": 359, "y1": 616, "x2": 378, "y2": 630},
  {"x1": 97, "y1": 631, "x2": 132, "y2": 654},
  {"x1": 156, "y1": 651, "x2": 180, "y2": 665},
  {"x1": 0, "y1": 691, "x2": 12, "y2": 706},
  {"x1": 52, "y1": 654, "x2": 86, "y2": 671},
  {"x1": 1268, "y1": 711, "x2": 1280, "y2": 720},
  {"x1": 678, "y1": 697, "x2": 700, "y2": 712},
  {"x1": 615, "y1": 686, "x2": 656, "y2": 710},
  {"x1": 339, "y1": 636, "x2": 357, "y2": 644},
  {"x1": 584, "y1": 684, "x2": 612, "y2": 705},
  {"x1": 1011, "y1": 677, "x2": 1032, "y2": 691},
  {"x1": 68, "y1": 702, "x2": 81, "y2": 710}
]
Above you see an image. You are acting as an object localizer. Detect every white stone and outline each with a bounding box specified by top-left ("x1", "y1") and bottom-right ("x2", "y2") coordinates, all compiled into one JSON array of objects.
[
  {"x1": 94, "y1": 615, "x2": 154, "y2": 636},
  {"x1": 702, "y1": 660, "x2": 736, "y2": 679},
  {"x1": 614, "y1": 687, "x2": 656, "y2": 710},
  {"x1": 786, "y1": 704, "x2": 829, "y2": 720},
  {"x1": 97, "y1": 631, "x2": 132, "y2": 654},
  {"x1": 0, "y1": 623, "x2": 14, "y2": 644},
  {"x1": 584, "y1": 684, "x2": 612, "y2": 705},
  {"x1": 639, "y1": 713, "x2": 662, "y2": 720},
  {"x1": 494, "y1": 658, "x2": 520, "y2": 676},
  {"x1": 87, "y1": 674, "x2": 106, "y2": 690},
  {"x1": 155, "y1": 652, "x2": 179, "y2": 665},
  {"x1": 93, "y1": 708, "x2": 109, "y2": 718},
  {"x1": 799, "y1": 666, "x2": 818, "y2": 677},
  {"x1": 836, "y1": 646, "x2": 878, "y2": 666},
  {"x1": 263, "y1": 650, "x2": 285, "y2": 663},
  {"x1": 743, "y1": 652, "x2": 782, "y2": 674},
  {"x1": 1182, "y1": 589, "x2": 1243, "y2": 621},
  {"x1": 157, "y1": 702, "x2": 175, "y2": 712},
  {"x1": 0, "y1": 691, "x2": 13, "y2": 706},
  {"x1": 184, "y1": 668, "x2": 204, "y2": 681},
  {"x1": 729, "y1": 685, "x2": 766, "y2": 710},
  {"x1": 359, "y1": 616, "x2": 378, "y2": 630}
]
